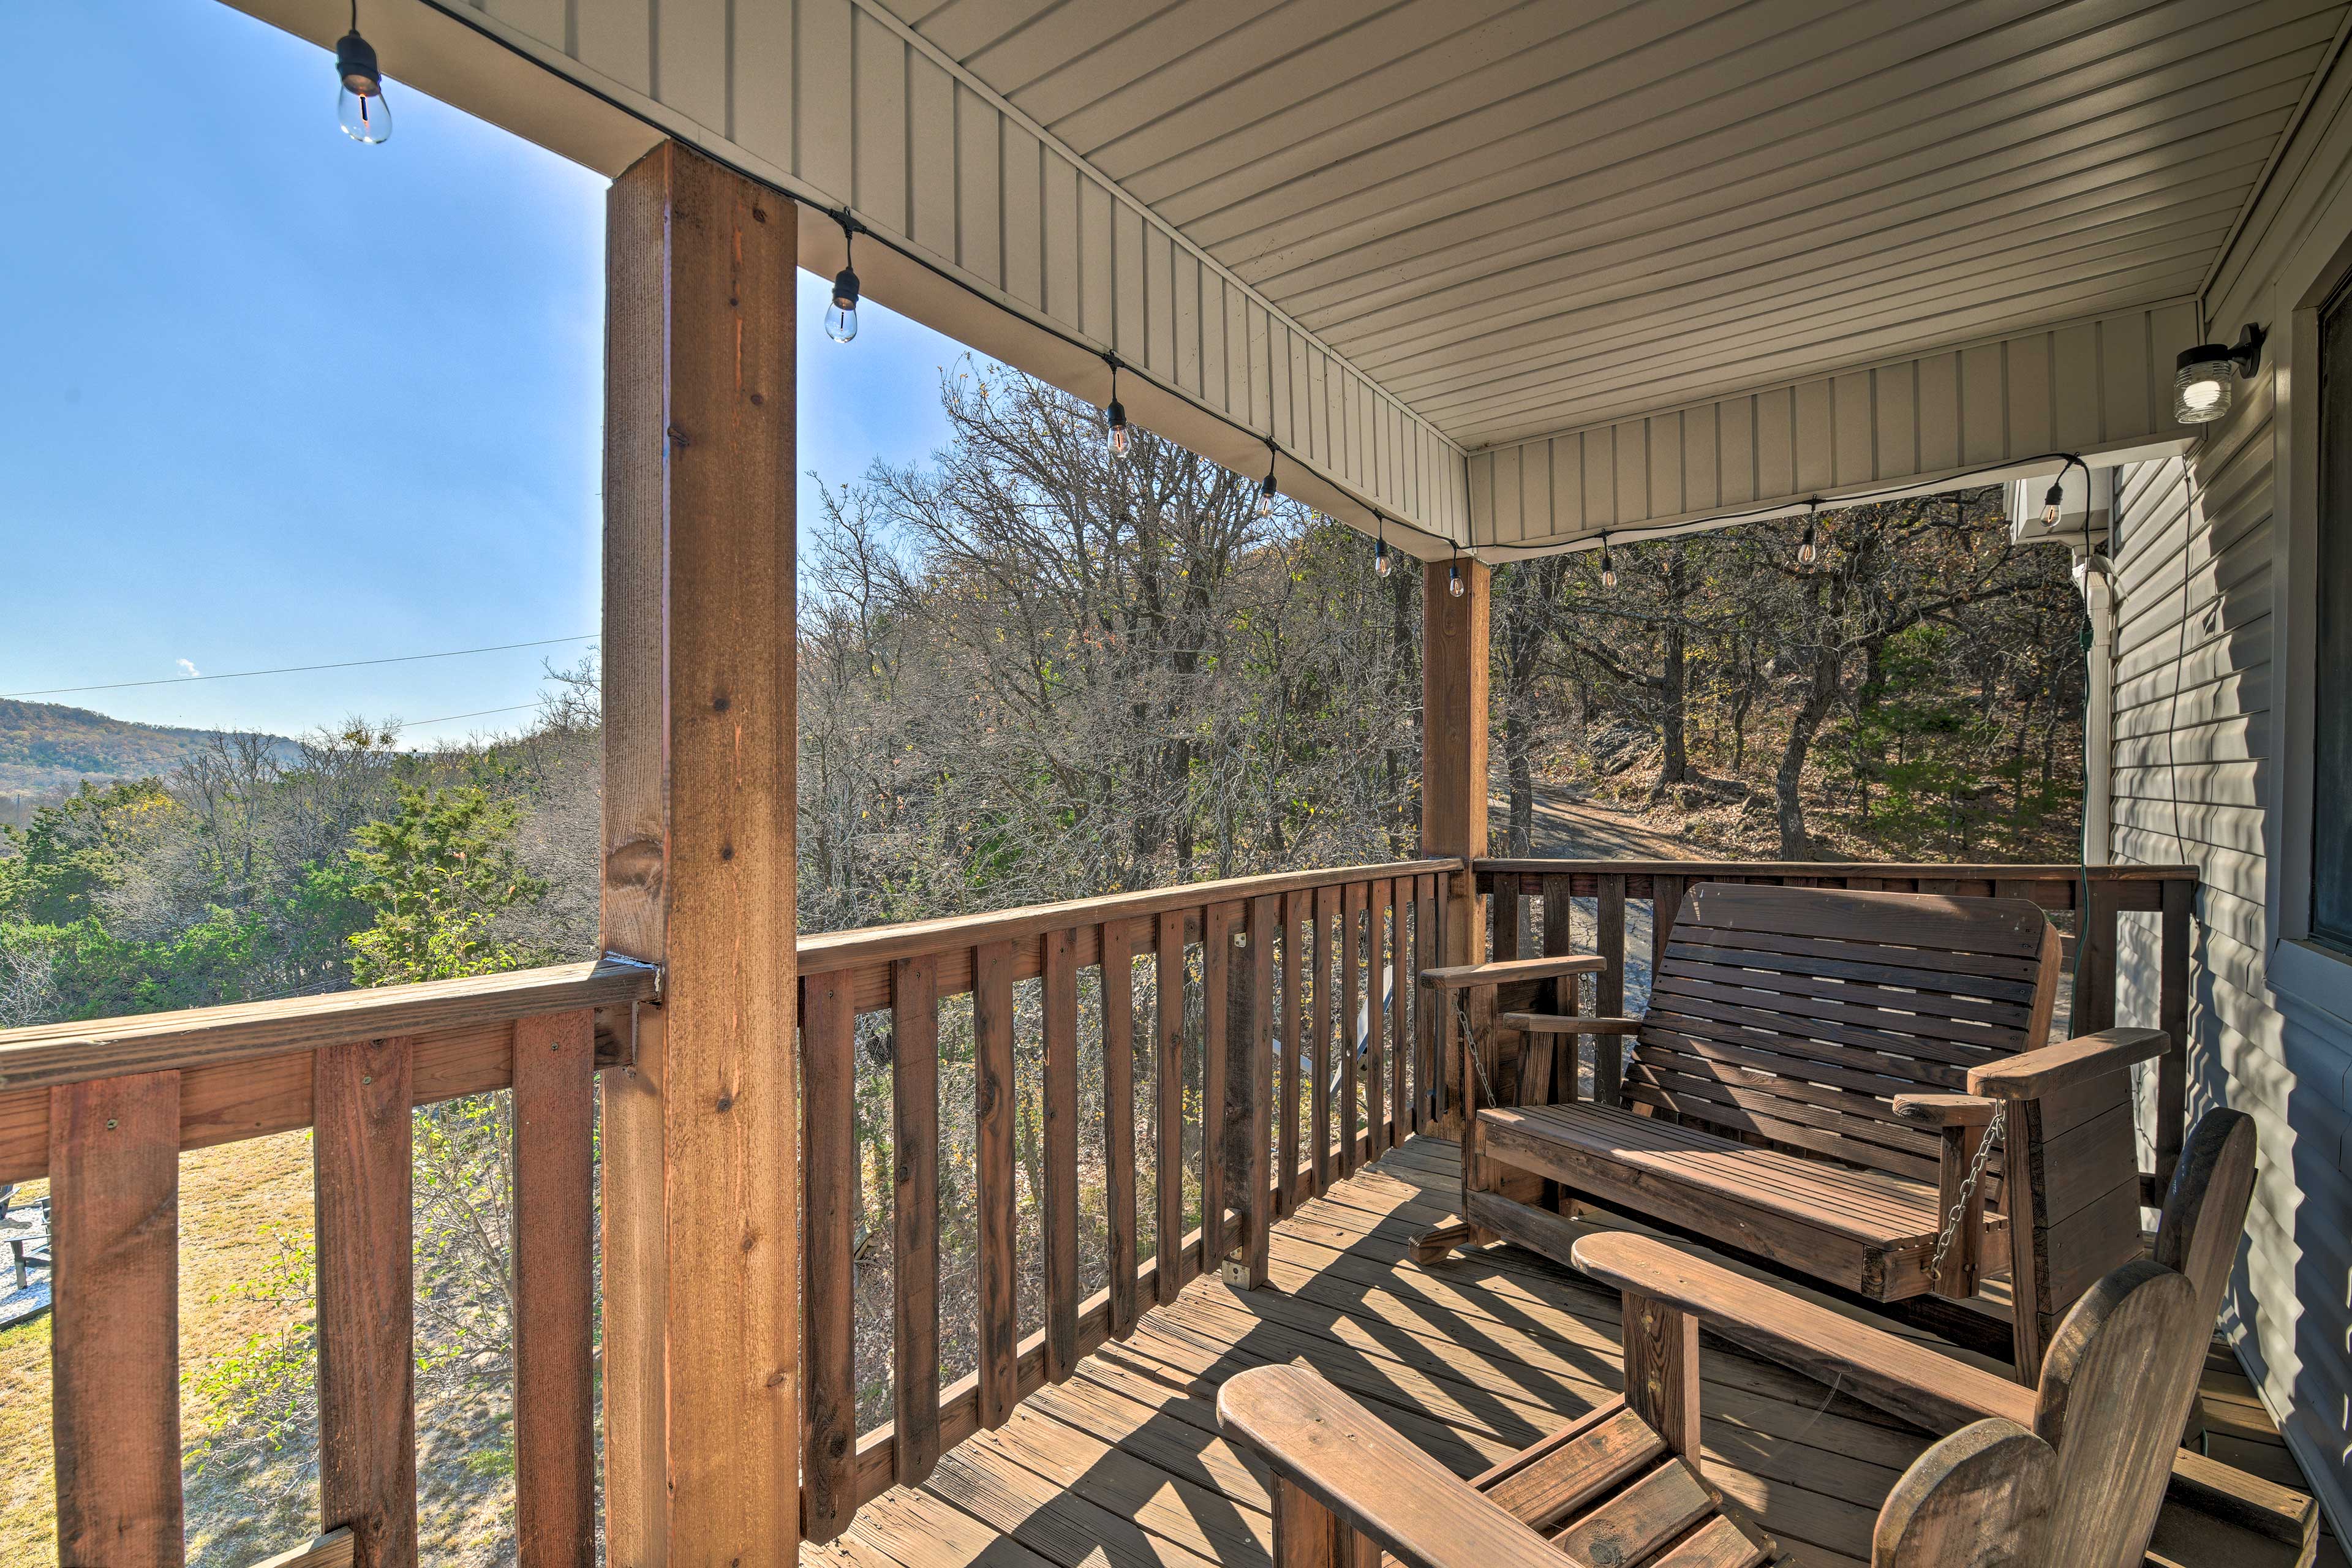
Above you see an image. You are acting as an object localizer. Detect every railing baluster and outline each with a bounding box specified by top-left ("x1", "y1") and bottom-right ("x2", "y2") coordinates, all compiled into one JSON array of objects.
[
  {"x1": 1042, "y1": 927, "x2": 1080, "y2": 1381},
  {"x1": 315, "y1": 1035, "x2": 417, "y2": 1568},
  {"x1": 801, "y1": 972, "x2": 861, "y2": 1534},
  {"x1": 1154, "y1": 912, "x2": 1188, "y2": 1306},
  {"x1": 50, "y1": 1069, "x2": 183, "y2": 1568},
  {"x1": 2077, "y1": 878, "x2": 2120, "y2": 1036},
  {"x1": 1104, "y1": 920, "x2": 1140, "y2": 1338},
  {"x1": 973, "y1": 940, "x2": 1019, "y2": 1424},
  {"x1": 1595, "y1": 875, "x2": 1626, "y2": 1106},
  {"x1": 1340, "y1": 881, "x2": 1366, "y2": 1178},
  {"x1": 2157, "y1": 878, "x2": 2192, "y2": 1196},
  {"x1": 1280, "y1": 888, "x2": 1306, "y2": 1215},
  {"x1": 1385, "y1": 879, "x2": 1408, "y2": 1151},
  {"x1": 512, "y1": 1010, "x2": 595, "y2": 1568},
  {"x1": 1368, "y1": 878, "x2": 1392, "y2": 1158},
  {"x1": 1491, "y1": 872, "x2": 1521, "y2": 962},
  {"x1": 1240, "y1": 894, "x2": 1277, "y2": 1286},
  {"x1": 1651, "y1": 873, "x2": 1684, "y2": 984},
  {"x1": 1202, "y1": 903, "x2": 1238, "y2": 1272},
  {"x1": 1415, "y1": 872, "x2": 1438, "y2": 1128},
  {"x1": 891, "y1": 954, "x2": 942, "y2": 1486},
  {"x1": 1311, "y1": 884, "x2": 1337, "y2": 1193}
]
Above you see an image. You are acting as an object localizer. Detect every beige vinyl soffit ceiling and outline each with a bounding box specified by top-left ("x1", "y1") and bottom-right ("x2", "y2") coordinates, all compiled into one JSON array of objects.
[{"x1": 880, "y1": 0, "x2": 2348, "y2": 450}]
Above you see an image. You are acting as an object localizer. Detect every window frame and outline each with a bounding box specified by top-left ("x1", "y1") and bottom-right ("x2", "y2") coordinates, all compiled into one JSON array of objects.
[{"x1": 2268, "y1": 197, "x2": 2352, "y2": 1023}]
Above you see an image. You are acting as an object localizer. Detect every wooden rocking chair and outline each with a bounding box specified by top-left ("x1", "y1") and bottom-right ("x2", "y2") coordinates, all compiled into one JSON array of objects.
[
  {"x1": 1420, "y1": 881, "x2": 2169, "y2": 1380},
  {"x1": 1221, "y1": 1110, "x2": 2294, "y2": 1568}
]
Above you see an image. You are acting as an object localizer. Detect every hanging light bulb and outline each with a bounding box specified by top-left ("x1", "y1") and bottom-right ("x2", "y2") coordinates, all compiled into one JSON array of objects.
[
  {"x1": 1798, "y1": 502, "x2": 1819, "y2": 567},
  {"x1": 826, "y1": 217, "x2": 862, "y2": 343},
  {"x1": 336, "y1": 3, "x2": 393, "y2": 143},
  {"x1": 2038, "y1": 456, "x2": 2084, "y2": 526},
  {"x1": 1257, "y1": 442, "x2": 1280, "y2": 516},
  {"x1": 1374, "y1": 513, "x2": 1392, "y2": 578},
  {"x1": 1599, "y1": 536, "x2": 1616, "y2": 589},
  {"x1": 1105, "y1": 362, "x2": 1129, "y2": 459},
  {"x1": 1447, "y1": 547, "x2": 1466, "y2": 598}
]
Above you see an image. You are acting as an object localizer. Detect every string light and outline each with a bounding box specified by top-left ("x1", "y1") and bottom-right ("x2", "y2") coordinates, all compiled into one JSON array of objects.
[
  {"x1": 1798, "y1": 500, "x2": 1820, "y2": 566},
  {"x1": 336, "y1": 0, "x2": 392, "y2": 143},
  {"x1": 1104, "y1": 354, "x2": 1129, "y2": 459},
  {"x1": 2038, "y1": 455, "x2": 2086, "y2": 525},
  {"x1": 1374, "y1": 512, "x2": 1392, "y2": 578},
  {"x1": 1447, "y1": 545, "x2": 1465, "y2": 598},
  {"x1": 1258, "y1": 439, "x2": 1280, "y2": 517},
  {"x1": 1599, "y1": 534, "x2": 1616, "y2": 589},
  {"x1": 826, "y1": 216, "x2": 862, "y2": 343}
]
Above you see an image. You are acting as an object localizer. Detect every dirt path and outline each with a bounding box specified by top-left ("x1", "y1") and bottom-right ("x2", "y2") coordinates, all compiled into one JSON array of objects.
[{"x1": 1488, "y1": 783, "x2": 1710, "y2": 859}]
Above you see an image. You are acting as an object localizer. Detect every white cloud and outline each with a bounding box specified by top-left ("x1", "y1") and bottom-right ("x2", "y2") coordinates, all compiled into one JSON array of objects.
[{"x1": 176, "y1": 658, "x2": 200, "y2": 679}]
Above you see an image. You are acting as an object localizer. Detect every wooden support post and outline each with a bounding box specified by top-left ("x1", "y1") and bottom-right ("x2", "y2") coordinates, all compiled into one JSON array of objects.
[
  {"x1": 1422, "y1": 557, "x2": 1490, "y2": 951},
  {"x1": 1422, "y1": 557, "x2": 1490, "y2": 1144},
  {"x1": 1620, "y1": 1291, "x2": 1701, "y2": 1460},
  {"x1": 1929, "y1": 1120, "x2": 1991, "y2": 1300},
  {"x1": 1272, "y1": 1477, "x2": 1349, "y2": 1568},
  {"x1": 601, "y1": 141, "x2": 800, "y2": 1563}
]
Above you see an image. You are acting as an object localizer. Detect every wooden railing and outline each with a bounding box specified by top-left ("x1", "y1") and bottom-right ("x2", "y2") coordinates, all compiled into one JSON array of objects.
[
  {"x1": 1473, "y1": 859, "x2": 2201, "y2": 1194},
  {"x1": 0, "y1": 957, "x2": 656, "y2": 1568},
  {"x1": 13, "y1": 854, "x2": 2206, "y2": 1562},
  {"x1": 794, "y1": 856, "x2": 1462, "y2": 1541}
]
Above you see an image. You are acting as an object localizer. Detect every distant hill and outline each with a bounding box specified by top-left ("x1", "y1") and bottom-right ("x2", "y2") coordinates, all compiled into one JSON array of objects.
[{"x1": 0, "y1": 699, "x2": 295, "y2": 812}]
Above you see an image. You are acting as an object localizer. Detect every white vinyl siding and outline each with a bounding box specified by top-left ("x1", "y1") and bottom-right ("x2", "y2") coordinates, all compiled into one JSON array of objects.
[{"x1": 2108, "y1": 33, "x2": 2352, "y2": 1532}]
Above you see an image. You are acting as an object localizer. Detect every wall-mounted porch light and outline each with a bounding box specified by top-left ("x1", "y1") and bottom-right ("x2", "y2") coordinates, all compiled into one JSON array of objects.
[
  {"x1": 2173, "y1": 325, "x2": 2265, "y2": 424},
  {"x1": 336, "y1": 2, "x2": 392, "y2": 143},
  {"x1": 825, "y1": 216, "x2": 863, "y2": 343}
]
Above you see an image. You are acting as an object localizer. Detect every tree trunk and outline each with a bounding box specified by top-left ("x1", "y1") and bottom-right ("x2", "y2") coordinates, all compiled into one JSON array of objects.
[
  {"x1": 1506, "y1": 713, "x2": 1536, "y2": 855},
  {"x1": 1775, "y1": 645, "x2": 1843, "y2": 858},
  {"x1": 1656, "y1": 619, "x2": 1688, "y2": 792}
]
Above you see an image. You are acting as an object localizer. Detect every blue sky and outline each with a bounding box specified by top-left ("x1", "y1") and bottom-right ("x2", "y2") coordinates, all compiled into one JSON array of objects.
[{"x1": 0, "y1": 0, "x2": 965, "y2": 747}]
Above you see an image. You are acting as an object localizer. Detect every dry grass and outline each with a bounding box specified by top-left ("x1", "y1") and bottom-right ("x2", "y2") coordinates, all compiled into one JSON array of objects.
[{"x1": 0, "y1": 1131, "x2": 318, "y2": 1567}]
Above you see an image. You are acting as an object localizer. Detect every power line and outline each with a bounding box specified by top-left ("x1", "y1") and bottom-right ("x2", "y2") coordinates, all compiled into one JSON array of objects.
[
  {"x1": 402, "y1": 701, "x2": 547, "y2": 729},
  {"x1": 2, "y1": 635, "x2": 598, "y2": 700}
]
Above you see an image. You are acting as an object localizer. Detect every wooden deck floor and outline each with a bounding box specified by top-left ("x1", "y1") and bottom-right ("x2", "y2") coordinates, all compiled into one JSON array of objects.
[{"x1": 805, "y1": 1134, "x2": 2330, "y2": 1568}]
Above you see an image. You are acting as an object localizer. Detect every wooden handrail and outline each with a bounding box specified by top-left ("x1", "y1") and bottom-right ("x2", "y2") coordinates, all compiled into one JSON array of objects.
[
  {"x1": 1477, "y1": 858, "x2": 2197, "y2": 879},
  {"x1": 0, "y1": 956, "x2": 657, "y2": 1094},
  {"x1": 799, "y1": 857, "x2": 1463, "y2": 973}
]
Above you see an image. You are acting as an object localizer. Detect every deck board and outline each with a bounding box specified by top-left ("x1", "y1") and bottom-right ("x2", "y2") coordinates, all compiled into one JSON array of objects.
[{"x1": 815, "y1": 1134, "x2": 2320, "y2": 1568}]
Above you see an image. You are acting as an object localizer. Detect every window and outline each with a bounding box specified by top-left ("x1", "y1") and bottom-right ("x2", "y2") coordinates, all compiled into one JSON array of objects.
[{"x1": 2313, "y1": 284, "x2": 2352, "y2": 951}]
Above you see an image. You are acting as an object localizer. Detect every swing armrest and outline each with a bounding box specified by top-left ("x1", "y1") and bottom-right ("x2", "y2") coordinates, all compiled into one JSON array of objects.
[
  {"x1": 1966, "y1": 1028, "x2": 2169, "y2": 1100},
  {"x1": 1569, "y1": 1232, "x2": 2032, "y2": 1436}
]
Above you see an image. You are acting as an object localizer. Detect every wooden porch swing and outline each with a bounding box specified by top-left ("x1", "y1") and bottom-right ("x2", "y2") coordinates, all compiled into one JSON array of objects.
[{"x1": 1413, "y1": 880, "x2": 2170, "y2": 1381}]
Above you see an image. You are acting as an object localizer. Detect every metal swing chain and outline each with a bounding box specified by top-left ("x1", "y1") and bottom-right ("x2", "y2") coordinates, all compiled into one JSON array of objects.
[
  {"x1": 1450, "y1": 990, "x2": 1501, "y2": 1109},
  {"x1": 1928, "y1": 1100, "x2": 2005, "y2": 1276}
]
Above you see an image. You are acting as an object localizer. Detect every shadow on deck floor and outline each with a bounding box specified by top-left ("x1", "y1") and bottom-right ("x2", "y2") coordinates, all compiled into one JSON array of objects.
[{"x1": 805, "y1": 1134, "x2": 2335, "y2": 1568}]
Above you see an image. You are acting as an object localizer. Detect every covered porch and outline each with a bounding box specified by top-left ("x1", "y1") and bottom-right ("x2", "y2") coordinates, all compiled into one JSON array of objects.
[{"x1": 10, "y1": 0, "x2": 2351, "y2": 1564}]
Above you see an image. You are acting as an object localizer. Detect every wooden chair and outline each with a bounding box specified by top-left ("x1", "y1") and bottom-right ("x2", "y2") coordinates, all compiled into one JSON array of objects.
[
  {"x1": 1221, "y1": 1110, "x2": 2294, "y2": 1568},
  {"x1": 1423, "y1": 881, "x2": 2169, "y2": 1379}
]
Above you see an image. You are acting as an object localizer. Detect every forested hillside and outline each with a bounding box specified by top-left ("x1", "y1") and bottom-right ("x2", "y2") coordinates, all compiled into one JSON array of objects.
[
  {"x1": 0, "y1": 700, "x2": 295, "y2": 823},
  {"x1": 0, "y1": 363, "x2": 2089, "y2": 1566}
]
